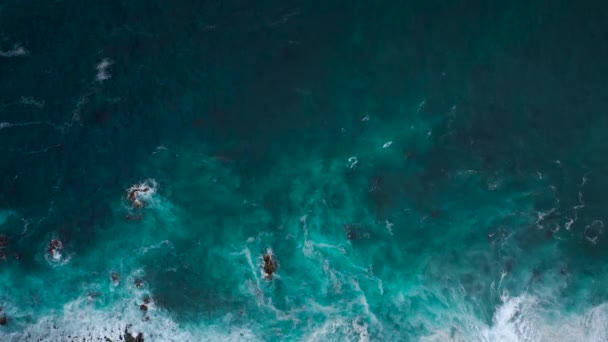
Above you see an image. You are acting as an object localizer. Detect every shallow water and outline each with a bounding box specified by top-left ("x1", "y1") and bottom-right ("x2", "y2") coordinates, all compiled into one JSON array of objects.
[{"x1": 1, "y1": 1, "x2": 608, "y2": 341}]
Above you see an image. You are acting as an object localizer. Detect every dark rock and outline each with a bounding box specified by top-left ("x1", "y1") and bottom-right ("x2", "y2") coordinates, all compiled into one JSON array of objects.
[
  {"x1": 139, "y1": 304, "x2": 148, "y2": 312},
  {"x1": 124, "y1": 325, "x2": 144, "y2": 342},
  {"x1": 47, "y1": 239, "x2": 63, "y2": 257},
  {"x1": 111, "y1": 273, "x2": 119, "y2": 282},
  {"x1": 143, "y1": 296, "x2": 150, "y2": 304},
  {"x1": 134, "y1": 279, "x2": 143, "y2": 288},
  {"x1": 0, "y1": 234, "x2": 8, "y2": 248},
  {"x1": 0, "y1": 313, "x2": 7, "y2": 325},
  {"x1": 263, "y1": 253, "x2": 276, "y2": 279}
]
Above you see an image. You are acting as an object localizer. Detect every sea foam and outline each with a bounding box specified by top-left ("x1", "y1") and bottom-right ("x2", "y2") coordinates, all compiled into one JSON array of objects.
[
  {"x1": 0, "y1": 295, "x2": 261, "y2": 342},
  {"x1": 96, "y1": 58, "x2": 113, "y2": 82},
  {"x1": 419, "y1": 295, "x2": 608, "y2": 342},
  {"x1": 0, "y1": 44, "x2": 28, "y2": 57}
]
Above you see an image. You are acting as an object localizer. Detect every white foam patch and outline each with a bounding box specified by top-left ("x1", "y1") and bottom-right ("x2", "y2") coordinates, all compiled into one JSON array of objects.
[
  {"x1": 240, "y1": 246, "x2": 261, "y2": 289},
  {"x1": 19, "y1": 96, "x2": 45, "y2": 108},
  {"x1": 0, "y1": 44, "x2": 28, "y2": 57},
  {"x1": 322, "y1": 259, "x2": 342, "y2": 294},
  {"x1": 96, "y1": 58, "x2": 113, "y2": 82},
  {"x1": 350, "y1": 279, "x2": 379, "y2": 326},
  {"x1": 136, "y1": 240, "x2": 173, "y2": 256},
  {"x1": 126, "y1": 179, "x2": 159, "y2": 208},
  {"x1": 417, "y1": 99, "x2": 427, "y2": 113},
  {"x1": 304, "y1": 317, "x2": 370, "y2": 342},
  {"x1": 0, "y1": 295, "x2": 261, "y2": 342},
  {"x1": 347, "y1": 156, "x2": 358, "y2": 169},
  {"x1": 0, "y1": 121, "x2": 62, "y2": 132},
  {"x1": 153, "y1": 145, "x2": 168, "y2": 154},
  {"x1": 44, "y1": 242, "x2": 73, "y2": 267},
  {"x1": 484, "y1": 295, "x2": 538, "y2": 342},
  {"x1": 420, "y1": 295, "x2": 608, "y2": 342}
]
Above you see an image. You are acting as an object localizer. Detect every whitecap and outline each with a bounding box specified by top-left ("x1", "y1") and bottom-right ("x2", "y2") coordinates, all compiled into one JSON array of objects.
[
  {"x1": 136, "y1": 240, "x2": 173, "y2": 255},
  {"x1": 95, "y1": 58, "x2": 113, "y2": 82},
  {"x1": 418, "y1": 293, "x2": 608, "y2": 342},
  {"x1": 153, "y1": 145, "x2": 168, "y2": 154},
  {"x1": 0, "y1": 294, "x2": 262, "y2": 342},
  {"x1": 44, "y1": 238, "x2": 72, "y2": 267},
  {"x1": 304, "y1": 317, "x2": 371, "y2": 342},
  {"x1": 19, "y1": 96, "x2": 45, "y2": 108},
  {"x1": 347, "y1": 156, "x2": 358, "y2": 169},
  {"x1": 384, "y1": 220, "x2": 394, "y2": 235},
  {"x1": 0, "y1": 121, "x2": 62, "y2": 132},
  {"x1": 0, "y1": 44, "x2": 28, "y2": 57},
  {"x1": 126, "y1": 179, "x2": 159, "y2": 209}
]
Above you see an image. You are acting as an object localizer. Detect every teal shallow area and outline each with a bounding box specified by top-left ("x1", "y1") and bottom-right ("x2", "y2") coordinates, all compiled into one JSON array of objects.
[{"x1": 1, "y1": 1, "x2": 608, "y2": 341}]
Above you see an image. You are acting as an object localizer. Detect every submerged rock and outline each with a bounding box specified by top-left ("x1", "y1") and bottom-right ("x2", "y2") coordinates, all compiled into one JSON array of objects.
[
  {"x1": 0, "y1": 313, "x2": 7, "y2": 326},
  {"x1": 343, "y1": 223, "x2": 370, "y2": 241},
  {"x1": 0, "y1": 234, "x2": 8, "y2": 248}
]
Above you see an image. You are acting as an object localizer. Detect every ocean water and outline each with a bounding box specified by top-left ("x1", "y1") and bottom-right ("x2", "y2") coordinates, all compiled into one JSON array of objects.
[{"x1": 1, "y1": 1, "x2": 608, "y2": 341}]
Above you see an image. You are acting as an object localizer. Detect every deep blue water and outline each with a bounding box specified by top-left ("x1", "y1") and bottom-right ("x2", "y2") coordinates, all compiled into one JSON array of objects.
[{"x1": 1, "y1": 1, "x2": 608, "y2": 341}]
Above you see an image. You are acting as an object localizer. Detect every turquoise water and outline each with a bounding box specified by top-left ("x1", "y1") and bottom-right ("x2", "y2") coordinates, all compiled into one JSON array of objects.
[{"x1": 1, "y1": 1, "x2": 608, "y2": 341}]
